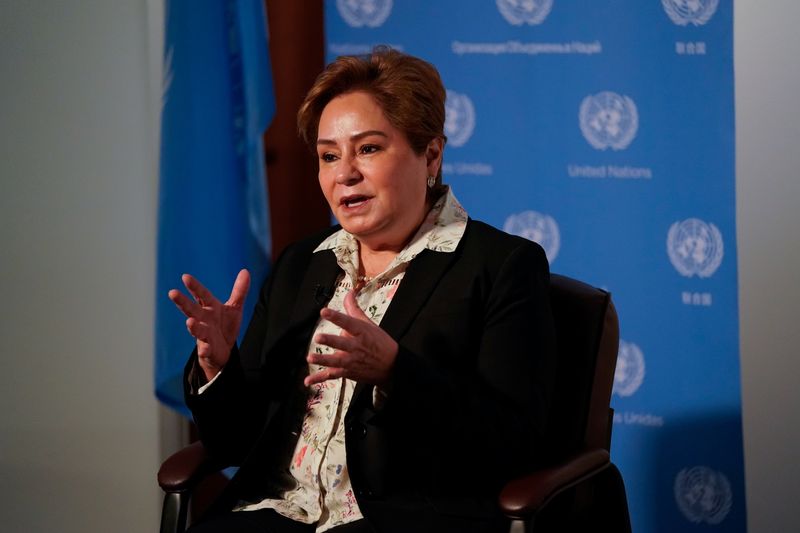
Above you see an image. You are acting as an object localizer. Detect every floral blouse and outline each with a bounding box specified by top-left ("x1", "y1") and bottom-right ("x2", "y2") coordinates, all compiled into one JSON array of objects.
[{"x1": 235, "y1": 188, "x2": 468, "y2": 531}]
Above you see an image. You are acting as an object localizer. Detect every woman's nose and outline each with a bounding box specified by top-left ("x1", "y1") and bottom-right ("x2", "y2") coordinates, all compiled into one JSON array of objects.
[{"x1": 335, "y1": 156, "x2": 362, "y2": 185}]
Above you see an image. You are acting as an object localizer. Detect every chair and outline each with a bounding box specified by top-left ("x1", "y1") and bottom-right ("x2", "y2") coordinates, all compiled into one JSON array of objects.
[
  {"x1": 498, "y1": 274, "x2": 631, "y2": 532},
  {"x1": 157, "y1": 274, "x2": 630, "y2": 533}
]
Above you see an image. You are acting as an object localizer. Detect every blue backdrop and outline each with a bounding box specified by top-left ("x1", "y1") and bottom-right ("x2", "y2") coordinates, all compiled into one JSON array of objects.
[{"x1": 325, "y1": 1, "x2": 744, "y2": 531}]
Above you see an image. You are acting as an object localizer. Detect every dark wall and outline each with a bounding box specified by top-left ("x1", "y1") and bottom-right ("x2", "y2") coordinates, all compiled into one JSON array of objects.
[{"x1": 264, "y1": 0, "x2": 330, "y2": 259}]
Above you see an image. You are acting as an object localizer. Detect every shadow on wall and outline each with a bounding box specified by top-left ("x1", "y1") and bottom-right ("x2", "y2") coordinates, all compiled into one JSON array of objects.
[{"x1": 647, "y1": 411, "x2": 747, "y2": 533}]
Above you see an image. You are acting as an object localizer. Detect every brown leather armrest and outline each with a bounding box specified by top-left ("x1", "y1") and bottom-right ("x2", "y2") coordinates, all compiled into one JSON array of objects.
[
  {"x1": 498, "y1": 448, "x2": 610, "y2": 518},
  {"x1": 157, "y1": 441, "x2": 222, "y2": 493}
]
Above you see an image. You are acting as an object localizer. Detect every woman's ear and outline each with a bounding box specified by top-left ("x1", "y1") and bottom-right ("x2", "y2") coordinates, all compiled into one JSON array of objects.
[{"x1": 425, "y1": 137, "x2": 444, "y2": 176}]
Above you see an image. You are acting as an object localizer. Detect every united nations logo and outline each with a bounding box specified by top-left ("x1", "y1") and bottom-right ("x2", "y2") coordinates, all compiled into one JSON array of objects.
[
  {"x1": 503, "y1": 211, "x2": 560, "y2": 264},
  {"x1": 662, "y1": 0, "x2": 719, "y2": 27},
  {"x1": 444, "y1": 90, "x2": 476, "y2": 148},
  {"x1": 674, "y1": 466, "x2": 733, "y2": 524},
  {"x1": 667, "y1": 218, "x2": 724, "y2": 278},
  {"x1": 613, "y1": 340, "x2": 645, "y2": 398},
  {"x1": 496, "y1": 0, "x2": 554, "y2": 26},
  {"x1": 579, "y1": 92, "x2": 639, "y2": 151},
  {"x1": 336, "y1": 0, "x2": 393, "y2": 28}
]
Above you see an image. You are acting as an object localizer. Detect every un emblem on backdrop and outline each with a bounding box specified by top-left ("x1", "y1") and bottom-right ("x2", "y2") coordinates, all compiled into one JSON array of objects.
[
  {"x1": 674, "y1": 466, "x2": 733, "y2": 524},
  {"x1": 667, "y1": 218, "x2": 724, "y2": 278},
  {"x1": 662, "y1": 0, "x2": 719, "y2": 27},
  {"x1": 336, "y1": 0, "x2": 393, "y2": 28},
  {"x1": 579, "y1": 92, "x2": 639, "y2": 151},
  {"x1": 503, "y1": 211, "x2": 560, "y2": 264},
  {"x1": 496, "y1": 0, "x2": 554, "y2": 26},
  {"x1": 444, "y1": 90, "x2": 476, "y2": 148},
  {"x1": 613, "y1": 340, "x2": 645, "y2": 398}
]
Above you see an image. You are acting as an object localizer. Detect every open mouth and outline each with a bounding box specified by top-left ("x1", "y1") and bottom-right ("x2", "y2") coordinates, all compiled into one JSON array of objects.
[{"x1": 341, "y1": 195, "x2": 370, "y2": 208}]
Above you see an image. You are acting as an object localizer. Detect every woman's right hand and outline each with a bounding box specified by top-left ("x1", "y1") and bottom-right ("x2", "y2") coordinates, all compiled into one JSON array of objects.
[{"x1": 168, "y1": 269, "x2": 251, "y2": 382}]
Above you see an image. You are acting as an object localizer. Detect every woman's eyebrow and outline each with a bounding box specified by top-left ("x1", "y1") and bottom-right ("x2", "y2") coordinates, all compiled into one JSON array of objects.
[{"x1": 317, "y1": 130, "x2": 388, "y2": 145}]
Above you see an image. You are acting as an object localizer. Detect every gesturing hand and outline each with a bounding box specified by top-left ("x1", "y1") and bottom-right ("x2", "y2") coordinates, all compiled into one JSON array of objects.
[
  {"x1": 305, "y1": 290, "x2": 399, "y2": 388},
  {"x1": 168, "y1": 269, "x2": 251, "y2": 382}
]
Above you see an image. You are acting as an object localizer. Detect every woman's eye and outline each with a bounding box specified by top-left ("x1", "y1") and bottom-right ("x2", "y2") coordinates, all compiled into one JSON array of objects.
[
  {"x1": 320, "y1": 152, "x2": 337, "y2": 162},
  {"x1": 360, "y1": 144, "x2": 380, "y2": 155}
]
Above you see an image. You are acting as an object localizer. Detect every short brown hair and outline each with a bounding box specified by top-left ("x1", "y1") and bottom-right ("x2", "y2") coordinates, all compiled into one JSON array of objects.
[{"x1": 297, "y1": 47, "x2": 447, "y2": 193}]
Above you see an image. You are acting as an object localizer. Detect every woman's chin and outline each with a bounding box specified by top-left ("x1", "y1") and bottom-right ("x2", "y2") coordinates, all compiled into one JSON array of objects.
[
  {"x1": 336, "y1": 208, "x2": 374, "y2": 232},
  {"x1": 340, "y1": 222, "x2": 375, "y2": 239}
]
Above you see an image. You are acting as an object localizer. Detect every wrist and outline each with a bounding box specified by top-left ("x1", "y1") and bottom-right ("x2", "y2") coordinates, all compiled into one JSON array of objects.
[{"x1": 199, "y1": 360, "x2": 224, "y2": 382}]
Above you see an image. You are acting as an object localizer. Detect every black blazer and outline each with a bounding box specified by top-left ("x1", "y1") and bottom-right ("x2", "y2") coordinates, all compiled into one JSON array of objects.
[{"x1": 184, "y1": 219, "x2": 557, "y2": 533}]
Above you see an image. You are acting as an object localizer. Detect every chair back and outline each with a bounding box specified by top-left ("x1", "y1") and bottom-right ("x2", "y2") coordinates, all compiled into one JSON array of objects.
[{"x1": 545, "y1": 274, "x2": 619, "y2": 460}]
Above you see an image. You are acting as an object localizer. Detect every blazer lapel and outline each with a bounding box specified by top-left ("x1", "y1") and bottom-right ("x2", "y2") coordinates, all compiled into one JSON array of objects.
[
  {"x1": 289, "y1": 249, "x2": 341, "y2": 327},
  {"x1": 380, "y1": 248, "x2": 458, "y2": 339},
  {"x1": 352, "y1": 247, "x2": 460, "y2": 402},
  {"x1": 259, "y1": 249, "x2": 341, "y2": 366}
]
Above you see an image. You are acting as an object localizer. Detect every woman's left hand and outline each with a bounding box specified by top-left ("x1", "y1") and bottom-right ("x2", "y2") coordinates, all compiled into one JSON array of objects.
[{"x1": 305, "y1": 290, "x2": 398, "y2": 388}]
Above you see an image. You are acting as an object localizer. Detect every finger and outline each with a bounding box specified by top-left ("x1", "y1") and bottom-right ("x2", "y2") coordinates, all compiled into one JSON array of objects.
[
  {"x1": 343, "y1": 290, "x2": 368, "y2": 320},
  {"x1": 226, "y1": 269, "x2": 251, "y2": 307},
  {"x1": 314, "y1": 333, "x2": 358, "y2": 354},
  {"x1": 182, "y1": 273, "x2": 220, "y2": 307},
  {"x1": 169, "y1": 289, "x2": 204, "y2": 319},
  {"x1": 320, "y1": 307, "x2": 367, "y2": 336},
  {"x1": 186, "y1": 317, "x2": 212, "y2": 343},
  {"x1": 304, "y1": 366, "x2": 345, "y2": 386},
  {"x1": 197, "y1": 342, "x2": 214, "y2": 359},
  {"x1": 307, "y1": 350, "x2": 349, "y2": 368}
]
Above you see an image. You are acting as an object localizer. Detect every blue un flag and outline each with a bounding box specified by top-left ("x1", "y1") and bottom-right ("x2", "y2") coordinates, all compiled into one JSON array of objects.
[{"x1": 155, "y1": 0, "x2": 273, "y2": 416}]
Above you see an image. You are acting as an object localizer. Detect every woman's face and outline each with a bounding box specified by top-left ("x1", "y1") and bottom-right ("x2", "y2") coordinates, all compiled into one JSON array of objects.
[{"x1": 316, "y1": 91, "x2": 441, "y2": 251}]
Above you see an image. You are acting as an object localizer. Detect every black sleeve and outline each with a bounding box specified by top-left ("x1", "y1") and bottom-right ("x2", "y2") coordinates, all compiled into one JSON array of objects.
[{"x1": 182, "y1": 248, "x2": 289, "y2": 465}]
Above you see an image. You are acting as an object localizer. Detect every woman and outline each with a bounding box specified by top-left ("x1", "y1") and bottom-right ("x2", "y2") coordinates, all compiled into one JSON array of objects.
[{"x1": 169, "y1": 48, "x2": 557, "y2": 533}]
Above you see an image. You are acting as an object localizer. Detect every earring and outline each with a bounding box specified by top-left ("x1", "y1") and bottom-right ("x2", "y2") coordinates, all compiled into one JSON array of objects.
[{"x1": 427, "y1": 175, "x2": 436, "y2": 188}]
